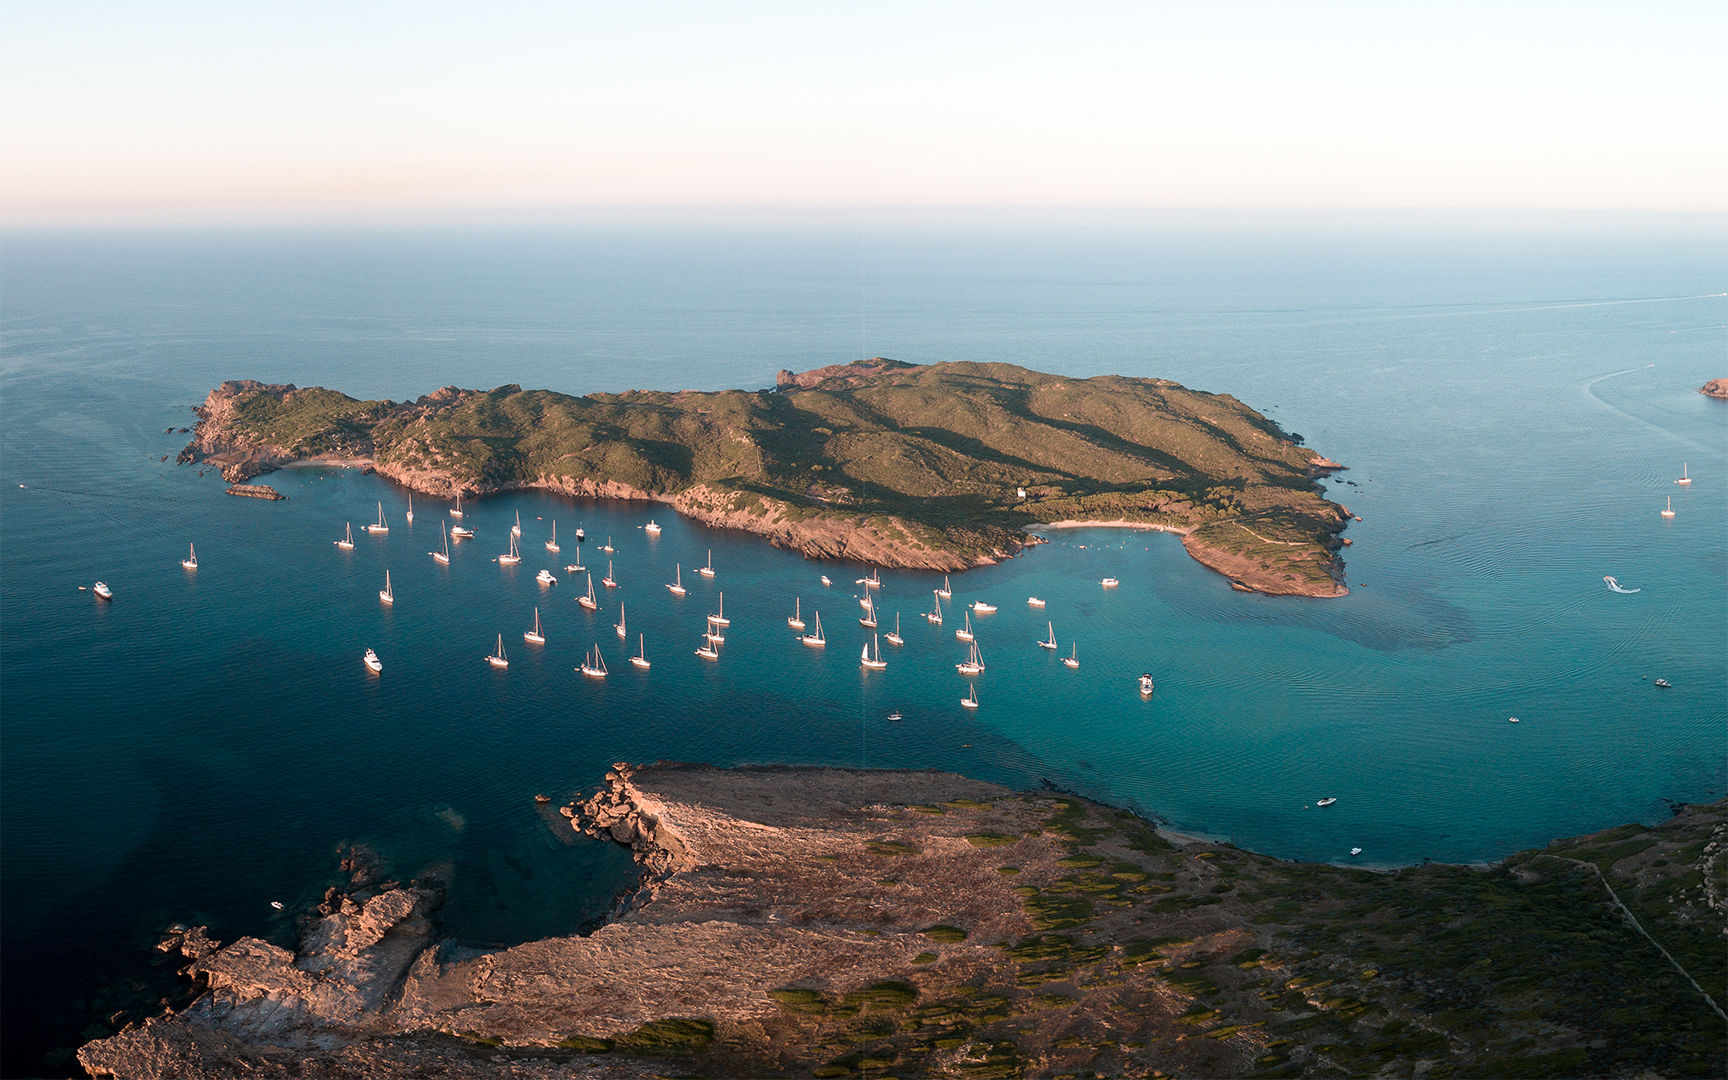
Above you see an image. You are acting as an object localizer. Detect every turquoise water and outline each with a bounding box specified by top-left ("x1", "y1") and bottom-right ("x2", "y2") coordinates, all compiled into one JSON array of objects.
[{"x1": 2, "y1": 227, "x2": 1723, "y2": 1074}]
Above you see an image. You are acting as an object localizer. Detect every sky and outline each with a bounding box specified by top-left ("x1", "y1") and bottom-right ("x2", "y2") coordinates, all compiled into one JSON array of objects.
[{"x1": 1, "y1": 1, "x2": 1723, "y2": 224}]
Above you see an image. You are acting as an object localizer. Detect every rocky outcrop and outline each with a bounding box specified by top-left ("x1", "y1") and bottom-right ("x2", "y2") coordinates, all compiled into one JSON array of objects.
[
  {"x1": 181, "y1": 382, "x2": 335, "y2": 482},
  {"x1": 1701, "y1": 378, "x2": 1728, "y2": 399},
  {"x1": 775, "y1": 357, "x2": 916, "y2": 391}
]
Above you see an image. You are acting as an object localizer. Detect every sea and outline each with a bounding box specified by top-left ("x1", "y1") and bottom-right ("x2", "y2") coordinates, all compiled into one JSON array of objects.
[{"x1": 2, "y1": 224, "x2": 1723, "y2": 1075}]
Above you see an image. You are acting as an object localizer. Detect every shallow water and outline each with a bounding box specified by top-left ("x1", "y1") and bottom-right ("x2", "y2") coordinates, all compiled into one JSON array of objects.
[{"x1": 2, "y1": 226, "x2": 1723, "y2": 1074}]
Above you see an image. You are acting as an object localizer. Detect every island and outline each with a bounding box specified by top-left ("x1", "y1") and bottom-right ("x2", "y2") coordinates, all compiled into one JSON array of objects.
[
  {"x1": 81, "y1": 763, "x2": 1725, "y2": 1079},
  {"x1": 178, "y1": 360, "x2": 1352, "y2": 596},
  {"x1": 1701, "y1": 378, "x2": 1728, "y2": 400}
]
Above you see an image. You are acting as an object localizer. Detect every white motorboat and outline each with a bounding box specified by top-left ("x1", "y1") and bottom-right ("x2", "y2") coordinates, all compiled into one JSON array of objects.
[
  {"x1": 926, "y1": 591, "x2": 944, "y2": 625},
  {"x1": 336, "y1": 522, "x2": 355, "y2": 549},
  {"x1": 578, "y1": 573, "x2": 598, "y2": 609},
  {"x1": 1102, "y1": 577, "x2": 1119, "y2": 587},
  {"x1": 1027, "y1": 596, "x2": 1044, "y2": 607},
  {"x1": 366, "y1": 502, "x2": 389, "y2": 534},
  {"x1": 859, "y1": 596, "x2": 878, "y2": 628},
  {"x1": 667, "y1": 565, "x2": 686, "y2": 595},
  {"x1": 450, "y1": 494, "x2": 464, "y2": 518},
  {"x1": 956, "y1": 639, "x2": 985, "y2": 674},
  {"x1": 711, "y1": 593, "x2": 730, "y2": 627},
  {"x1": 644, "y1": 519, "x2": 661, "y2": 534},
  {"x1": 1661, "y1": 496, "x2": 1675, "y2": 518},
  {"x1": 1062, "y1": 642, "x2": 1079, "y2": 668},
  {"x1": 1350, "y1": 847, "x2": 1362, "y2": 857},
  {"x1": 820, "y1": 575, "x2": 831, "y2": 586},
  {"x1": 363, "y1": 648, "x2": 382, "y2": 672},
  {"x1": 546, "y1": 521, "x2": 560, "y2": 553},
  {"x1": 405, "y1": 494, "x2": 413, "y2": 523},
  {"x1": 631, "y1": 633, "x2": 650, "y2": 668},
  {"x1": 961, "y1": 683, "x2": 979, "y2": 709},
  {"x1": 537, "y1": 568, "x2": 557, "y2": 585},
  {"x1": 956, "y1": 612, "x2": 974, "y2": 641},
  {"x1": 1038, "y1": 621, "x2": 1058, "y2": 650},
  {"x1": 602, "y1": 560, "x2": 617, "y2": 587},
  {"x1": 379, "y1": 569, "x2": 394, "y2": 605},
  {"x1": 861, "y1": 633, "x2": 887, "y2": 670},
  {"x1": 524, "y1": 607, "x2": 545, "y2": 644},
  {"x1": 512, "y1": 511, "x2": 522, "y2": 537},
  {"x1": 574, "y1": 526, "x2": 585, "y2": 542},
  {"x1": 487, "y1": 634, "x2": 509, "y2": 669},
  {"x1": 1654, "y1": 678, "x2": 1672, "y2": 688},
  {"x1": 1676, "y1": 462, "x2": 1691, "y2": 485},
  {"x1": 1139, "y1": 673, "x2": 1154, "y2": 695},
  {"x1": 579, "y1": 644, "x2": 608, "y2": 678},
  {"x1": 601, "y1": 537, "x2": 614, "y2": 553},
  {"x1": 938, "y1": 575, "x2": 952, "y2": 599},
  {"x1": 1508, "y1": 717, "x2": 1520, "y2": 723},
  {"x1": 499, "y1": 534, "x2": 521, "y2": 564},
  {"x1": 886, "y1": 711, "x2": 903, "y2": 721},
  {"x1": 451, "y1": 523, "x2": 473, "y2": 538},
  {"x1": 970, "y1": 601, "x2": 997, "y2": 614},
  {"x1": 92, "y1": 581, "x2": 112, "y2": 599},
  {"x1": 697, "y1": 549, "x2": 715, "y2": 577},
  {"x1": 788, "y1": 597, "x2": 806, "y2": 630},
  {"x1": 1603, "y1": 576, "x2": 1639, "y2": 594},
  {"x1": 801, "y1": 611, "x2": 826, "y2": 647},
  {"x1": 884, "y1": 612, "x2": 903, "y2": 646},
  {"x1": 433, "y1": 522, "x2": 451, "y2": 564},
  {"x1": 1316, "y1": 797, "x2": 1337, "y2": 807},
  {"x1": 181, "y1": 542, "x2": 198, "y2": 570}
]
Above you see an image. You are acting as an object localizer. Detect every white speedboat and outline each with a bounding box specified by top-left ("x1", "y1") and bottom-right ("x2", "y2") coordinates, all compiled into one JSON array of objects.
[
  {"x1": 546, "y1": 521, "x2": 560, "y2": 553},
  {"x1": 512, "y1": 511, "x2": 522, "y2": 537},
  {"x1": 363, "y1": 648, "x2": 382, "y2": 673},
  {"x1": 1026, "y1": 596, "x2": 1044, "y2": 607},
  {"x1": 820, "y1": 575, "x2": 831, "y2": 586},
  {"x1": 1062, "y1": 642, "x2": 1079, "y2": 668},
  {"x1": 379, "y1": 569, "x2": 394, "y2": 605},
  {"x1": 578, "y1": 573, "x2": 598, "y2": 609},
  {"x1": 938, "y1": 575, "x2": 952, "y2": 599},
  {"x1": 697, "y1": 549, "x2": 715, "y2": 578},
  {"x1": 524, "y1": 608, "x2": 545, "y2": 644},
  {"x1": 451, "y1": 523, "x2": 473, "y2": 538},
  {"x1": 1102, "y1": 577, "x2": 1119, "y2": 587},
  {"x1": 405, "y1": 494, "x2": 413, "y2": 523},
  {"x1": 433, "y1": 522, "x2": 451, "y2": 563},
  {"x1": 1603, "y1": 576, "x2": 1639, "y2": 594},
  {"x1": 644, "y1": 519, "x2": 661, "y2": 534},
  {"x1": 574, "y1": 526, "x2": 585, "y2": 542},
  {"x1": 788, "y1": 597, "x2": 806, "y2": 630},
  {"x1": 861, "y1": 633, "x2": 887, "y2": 670},
  {"x1": 961, "y1": 683, "x2": 979, "y2": 709},
  {"x1": 1139, "y1": 673, "x2": 1154, "y2": 696},
  {"x1": 92, "y1": 581, "x2": 112, "y2": 599},
  {"x1": 537, "y1": 568, "x2": 556, "y2": 585},
  {"x1": 1350, "y1": 847, "x2": 1362, "y2": 857},
  {"x1": 1316, "y1": 797, "x2": 1337, "y2": 807},
  {"x1": 970, "y1": 601, "x2": 997, "y2": 614},
  {"x1": 956, "y1": 639, "x2": 985, "y2": 674},
  {"x1": 667, "y1": 565, "x2": 686, "y2": 595},
  {"x1": 1038, "y1": 621, "x2": 1058, "y2": 649},
  {"x1": 711, "y1": 593, "x2": 730, "y2": 626},
  {"x1": 1676, "y1": 462, "x2": 1691, "y2": 485},
  {"x1": 366, "y1": 502, "x2": 389, "y2": 534},
  {"x1": 801, "y1": 612, "x2": 825, "y2": 647},
  {"x1": 487, "y1": 634, "x2": 509, "y2": 669},
  {"x1": 579, "y1": 644, "x2": 608, "y2": 678},
  {"x1": 884, "y1": 612, "x2": 903, "y2": 646},
  {"x1": 602, "y1": 560, "x2": 617, "y2": 587},
  {"x1": 499, "y1": 534, "x2": 521, "y2": 565},
  {"x1": 926, "y1": 591, "x2": 944, "y2": 625},
  {"x1": 1654, "y1": 678, "x2": 1672, "y2": 688},
  {"x1": 956, "y1": 612, "x2": 974, "y2": 641},
  {"x1": 1661, "y1": 496, "x2": 1675, "y2": 518},
  {"x1": 336, "y1": 522, "x2": 355, "y2": 549},
  {"x1": 181, "y1": 543, "x2": 198, "y2": 570}
]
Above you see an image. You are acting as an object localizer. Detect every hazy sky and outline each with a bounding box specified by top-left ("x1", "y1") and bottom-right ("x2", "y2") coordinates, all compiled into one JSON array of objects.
[{"x1": 2, "y1": 1, "x2": 1722, "y2": 223}]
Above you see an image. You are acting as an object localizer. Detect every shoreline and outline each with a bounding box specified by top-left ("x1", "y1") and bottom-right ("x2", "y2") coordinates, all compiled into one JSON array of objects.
[{"x1": 1024, "y1": 518, "x2": 1195, "y2": 534}]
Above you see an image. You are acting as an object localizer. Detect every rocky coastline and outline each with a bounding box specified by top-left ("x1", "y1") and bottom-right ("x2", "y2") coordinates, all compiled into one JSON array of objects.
[{"x1": 1701, "y1": 377, "x2": 1728, "y2": 400}]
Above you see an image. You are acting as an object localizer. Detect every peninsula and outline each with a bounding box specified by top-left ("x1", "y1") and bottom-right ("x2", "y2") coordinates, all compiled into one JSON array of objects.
[
  {"x1": 80, "y1": 764, "x2": 1726, "y2": 1079},
  {"x1": 179, "y1": 361, "x2": 1351, "y2": 596}
]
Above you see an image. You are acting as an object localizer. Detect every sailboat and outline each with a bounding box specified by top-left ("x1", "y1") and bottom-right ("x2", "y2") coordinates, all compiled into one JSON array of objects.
[
  {"x1": 566, "y1": 545, "x2": 585, "y2": 572},
  {"x1": 524, "y1": 607, "x2": 545, "y2": 644},
  {"x1": 578, "y1": 573, "x2": 599, "y2": 609},
  {"x1": 379, "y1": 569, "x2": 394, "y2": 605},
  {"x1": 601, "y1": 537, "x2": 615, "y2": 553},
  {"x1": 697, "y1": 549, "x2": 715, "y2": 577},
  {"x1": 711, "y1": 593, "x2": 730, "y2": 626},
  {"x1": 433, "y1": 522, "x2": 451, "y2": 563},
  {"x1": 788, "y1": 597, "x2": 806, "y2": 630},
  {"x1": 405, "y1": 494, "x2": 413, "y2": 523},
  {"x1": 499, "y1": 533, "x2": 522, "y2": 564},
  {"x1": 1661, "y1": 496, "x2": 1676, "y2": 519},
  {"x1": 615, "y1": 603, "x2": 627, "y2": 639},
  {"x1": 861, "y1": 633, "x2": 887, "y2": 670},
  {"x1": 579, "y1": 644, "x2": 608, "y2": 678},
  {"x1": 631, "y1": 634, "x2": 650, "y2": 668},
  {"x1": 961, "y1": 683, "x2": 979, "y2": 709},
  {"x1": 956, "y1": 612, "x2": 974, "y2": 641},
  {"x1": 938, "y1": 575, "x2": 952, "y2": 599},
  {"x1": 546, "y1": 521, "x2": 560, "y2": 553},
  {"x1": 695, "y1": 634, "x2": 719, "y2": 659},
  {"x1": 181, "y1": 543, "x2": 198, "y2": 570},
  {"x1": 367, "y1": 502, "x2": 389, "y2": 534},
  {"x1": 859, "y1": 595, "x2": 878, "y2": 628},
  {"x1": 512, "y1": 511, "x2": 522, "y2": 537},
  {"x1": 704, "y1": 616, "x2": 725, "y2": 644},
  {"x1": 1063, "y1": 642, "x2": 1079, "y2": 668},
  {"x1": 956, "y1": 639, "x2": 985, "y2": 674},
  {"x1": 644, "y1": 519, "x2": 662, "y2": 534},
  {"x1": 926, "y1": 591, "x2": 944, "y2": 625},
  {"x1": 336, "y1": 522, "x2": 355, "y2": 549},
  {"x1": 667, "y1": 565, "x2": 686, "y2": 595},
  {"x1": 801, "y1": 611, "x2": 826, "y2": 647},
  {"x1": 487, "y1": 634, "x2": 509, "y2": 668},
  {"x1": 363, "y1": 648, "x2": 382, "y2": 673},
  {"x1": 856, "y1": 568, "x2": 881, "y2": 588},
  {"x1": 450, "y1": 494, "x2": 464, "y2": 518},
  {"x1": 1676, "y1": 463, "x2": 1691, "y2": 485},
  {"x1": 1038, "y1": 621, "x2": 1058, "y2": 649},
  {"x1": 884, "y1": 612, "x2": 903, "y2": 646},
  {"x1": 602, "y1": 560, "x2": 617, "y2": 588}
]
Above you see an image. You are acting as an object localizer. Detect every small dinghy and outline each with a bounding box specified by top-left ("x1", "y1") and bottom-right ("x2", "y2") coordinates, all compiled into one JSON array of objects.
[{"x1": 1315, "y1": 797, "x2": 1337, "y2": 807}]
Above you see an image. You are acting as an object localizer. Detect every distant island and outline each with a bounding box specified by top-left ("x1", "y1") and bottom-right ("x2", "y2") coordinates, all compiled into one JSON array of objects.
[
  {"x1": 1701, "y1": 378, "x2": 1728, "y2": 400},
  {"x1": 180, "y1": 360, "x2": 1352, "y2": 596},
  {"x1": 80, "y1": 763, "x2": 1726, "y2": 1079}
]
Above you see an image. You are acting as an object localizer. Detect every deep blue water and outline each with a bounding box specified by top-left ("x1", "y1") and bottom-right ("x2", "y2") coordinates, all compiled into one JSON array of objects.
[{"x1": 2, "y1": 226, "x2": 1724, "y2": 1075}]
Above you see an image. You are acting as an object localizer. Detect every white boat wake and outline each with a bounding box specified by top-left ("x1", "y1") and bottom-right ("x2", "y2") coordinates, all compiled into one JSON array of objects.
[{"x1": 1603, "y1": 576, "x2": 1641, "y2": 594}]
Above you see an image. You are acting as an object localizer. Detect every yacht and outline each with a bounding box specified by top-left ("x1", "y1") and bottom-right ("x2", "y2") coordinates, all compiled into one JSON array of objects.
[
  {"x1": 1655, "y1": 678, "x2": 1672, "y2": 688},
  {"x1": 667, "y1": 565, "x2": 686, "y2": 595},
  {"x1": 926, "y1": 591, "x2": 943, "y2": 625},
  {"x1": 801, "y1": 612, "x2": 826, "y2": 647},
  {"x1": 499, "y1": 534, "x2": 522, "y2": 565},
  {"x1": 857, "y1": 569, "x2": 881, "y2": 589},
  {"x1": 1102, "y1": 577, "x2": 1119, "y2": 587},
  {"x1": 546, "y1": 521, "x2": 560, "y2": 553},
  {"x1": 695, "y1": 637, "x2": 719, "y2": 660},
  {"x1": 615, "y1": 604, "x2": 628, "y2": 639},
  {"x1": 524, "y1": 608, "x2": 545, "y2": 644},
  {"x1": 1038, "y1": 621, "x2": 1058, "y2": 649},
  {"x1": 181, "y1": 543, "x2": 198, "y2": 570},
  {"x1": 537, "y1": 568, "x2": 557, "y2": 585},
  {"x1": 938, "y1": 576, "x2": 952, "y2": 599},
  {"x1": 363, "y1": 648, "x2": 382, "y2": 673},
  {"x1": 956, "y1": 640, "x2": 985, "y2": 674},
  {"x1": 1062, "y1": 642, "x2": 1079, "y2": 668},
  {"x1": 579, "y1": 644, "x2": 608, "y2": 678},
  {"x1": 884, "y1": 612, "x2": 903, "y2": 646},
  {"x1": 704, "y1": 616, "x2": 725, "y2": 645},
  {"x1": 450, "y1": 494, "x2": 464, "y2": 518},
  {"x1": 1026, "y1": 596, "x2": 1044, "y2": 607},
  {"x1": 1316, "y1": 797, "x2": 1337, "y2": 807},
  {"x1": 631, "y1": 634, "x2": 650, "y2": 668},
  {"x1": 1139, "y1": 673, "x2": 1154, "y2": 695},
  {"x1": 451, "y1": 522, "x2": 474, "y2": 539},
  {"x1": 697, "y1": 550, "x2": 716, "y2": 577},
  {"x1": 405, "y1": 494, "x2": 413, "y2": 523},
  {"x1": 512, "y1": 511, "x2": 522, "y2": 537},
  {"x1": 366, "y1": 502, "x2": 389, "y2": 534},
  {"x1": 574, "y1": 526, "x2": 585, "y2": 542},
  {"x1": 1350, "y1": 847, "x2": 1362, "y2": 857},
  {"x1": 1676, "y1": 463, "x2": 1691, "y2": 485},
  {"x1": 859, "y1": 596, "x2": 878, "y2": 628},
  {"x1": 433, "y1": 522, "x2": 451, "y2": 564},
  {"x1": 379, "y1": 570, "x2": 394, "y2": 605},
  {"x1": 644, "y1": 519, "x2": 661, "y2": 534},
  {"x1": 487, "y1": 634, "x2": 509, "y2": 669},
  {"x1": 970, "y1": 601, "x2": 997, "y2": 614},
  {"x1": 861, "y1": 634, "x2": 887, "y2": 670},
  {"x1": 602, "y1": 560, "x2": 617, "y2": 587},
  {"x1": 788, "y1": 597, "x2": 806, "y2": 630},
  {"x1": 711, "y1": 593, "x2": 730, "y2": 626},
  {"x1": 1661, "y1": 496, "x2": 1675, "y2": 518},
  {"x1": 961, "y1": 683, "x2": 979, "y2": 709},
  {"x1": 578, "y1": 573, "x2": 599, "y2": 609},
  {"x1": 601, "y1": 537, "x2": 615, "y2": 553},
  {"x1": 955, "y1": 612, "x2": 974, "y2": 642},
  {"x1": 820, "y1": 575, "x2": 831, "y2": 586},
  {"x1": 93, "y1": 580, "x2": 113, "y2": 600},
  {"x1": 336, "y1": 522, "x2": 355, "y2": 549}
]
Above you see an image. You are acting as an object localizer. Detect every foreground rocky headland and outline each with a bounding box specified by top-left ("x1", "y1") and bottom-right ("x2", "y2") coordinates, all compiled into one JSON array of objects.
[
  {"x1": 178, "y1": 360, "x2": 1351, "y2": 595},
  {"x1": 82, "y1": 764, "x2": 1725, "y2": 1079}
]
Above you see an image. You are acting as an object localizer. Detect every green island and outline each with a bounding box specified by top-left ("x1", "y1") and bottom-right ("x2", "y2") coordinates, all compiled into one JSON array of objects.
[
  {"x1": 182, "y1": 359, "x2": 1353, "y2": 595},
  {"x1": 80, "y1": 764, "x2": 1726, "y2": 1079}
]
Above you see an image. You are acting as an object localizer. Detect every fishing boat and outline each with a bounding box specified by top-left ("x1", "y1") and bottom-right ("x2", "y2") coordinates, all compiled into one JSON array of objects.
[
  {"x1": 631, "y1": 634, "x2": 650, "y2": 668},
  {"x1": 602, "y1": 560, "x2": 617, "y2": 588},
  {"x1": 366, "y1": 502, "x2": 389, "y2": 534},
  {"x1": 1661, "y1": 496, "x2": 1675, "y2": 518},
  {"x1": 1316, "y1": 797, "x2": 1337, "y2": 807},
  {"x1": 379, "y1": 569, "x2": 394, "y2": 605},
  {"x1": 575, "y1": 526, "x2": 585, "y2": 542},
  {"x1": 487, "y1": 634, "x2": 509, "y2": 669},
  {"x1": 1026, "y1": 596, "x2": 1044, "y2": 607},
  {"x1": 92, "y1": 581, "x2": 112, "y2": 600},
  {"x1": 695, "y1": 638, "x2": 719, "y2": 659},
  {"x1": 884, "y1": 612, "x2": 903, "y2": 646},
  {"x1": 181, "y1": 543, "x2": 198, "y2": 570},
  {"x1": 956, "y1": 639, "x2": 985, "y2": 674},
  {"x1": 667, "y1": 565, "x2": 686, "y2": 595},
  {"x1": 711, "y1": 593, "x2": 730, "y2": 626},
  {"x1": 961, "y1": 683, "x2": 979, "y2": 709},
  {"x1": 938, "y1": 576, "x2": 952, "y2": 599},
  {"x1": 1102, "y1": 577, "x2": 1119, "y2": 587},
  {"x1": 336, "y1": 522, "x2": 355, "y2": 549},
  {"x1": 970, "y1": 601, "x2": 997, "y2": 614},
  {"x1": 512, "y1": 511, "x2": 522, "y2": 537},
  {"x1": 615, "y1": 603, "x2": 628, "y2": 638},
  {"x1": 363, "y1": 648, "x2": 382, "y2": 673},
  {"x1": 546, "y1": 521, "x2": 560, "y2": 553},
  {"x1": 856, "y1": 568, "x2": 881, "y2": 588},
  {"x1": 644, "y1": 519, "x2": 661, "y2": 534},
  {"x1": 433, "y1": 522, "x2": 451, "y2": 563},
  {"x1": 537, "y1": 568, "x2": 557, "y2": 585},
  {"x1": 697, "y1": 549, "x2": 715, "y2": 577},
  {"x1": 1038, "y1": 621, "x2": 1058, "y2": 649},
  {"x1": 1676, "y1": 463, "x2": 1691, "y2": 485},
  {"x1": 956, "y1": 612, "x2": 974, "y2": 641},
  {"x1": 801, "y1": 612, "x2": 826, "y2": 647},
  {"x1": 859, "y1": 596, "x2": 878, "y2": 628},
  {"x1": 788, "y1": 597, "x2": 806, "y2": 630},
  {"x1": 704, "y1": 616, "x2": 725, "y2": 644},
  {"x1": 450, "y1": 494, "x2": 464, "y2": 518},
  {"x1": 1139, "y1": 673, "x2": 1154, "y2": 696},
  {"x1": 578, "y1": 573, "x2": 599, "y2": 609},
  {"x1": 926, "y1": 591, "x2": 944, "y2": 625},
  {"x1": 820, "y1": 575, "x2": 831, "y2": 586},
  {"x1": 1062, "y1": 642, "x2": 1079, "y2": 668},
  {"x1": 451, "y1": 522, "x2": 474, "y2": 538},
  {"x1": 499, "y1": 534, "x2": 522, "y2": 565},
  {"x1": 861, "y1": 633, "x2": 887, "y2": 670},
  {"x1": 405, "y1": 494, "x2": 413, "y2": 523},
  {"x1": 601, "y1": 537, "x2": 615, "y2": 553},
  {"x1": 579, "y1": 644, "x2": 608, "y2": 678},
  {"x1": 1655, "y1": 678, "x2": 1672, "y2": 688},
  {"x1": 524, "y1": 607, "x2": 545, "y2": 644}
]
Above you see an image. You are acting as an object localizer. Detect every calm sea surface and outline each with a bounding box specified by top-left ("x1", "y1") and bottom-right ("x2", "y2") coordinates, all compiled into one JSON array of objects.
[{"x1": 2, "y1": 226, "x2": 1723, "y2": 1074}]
